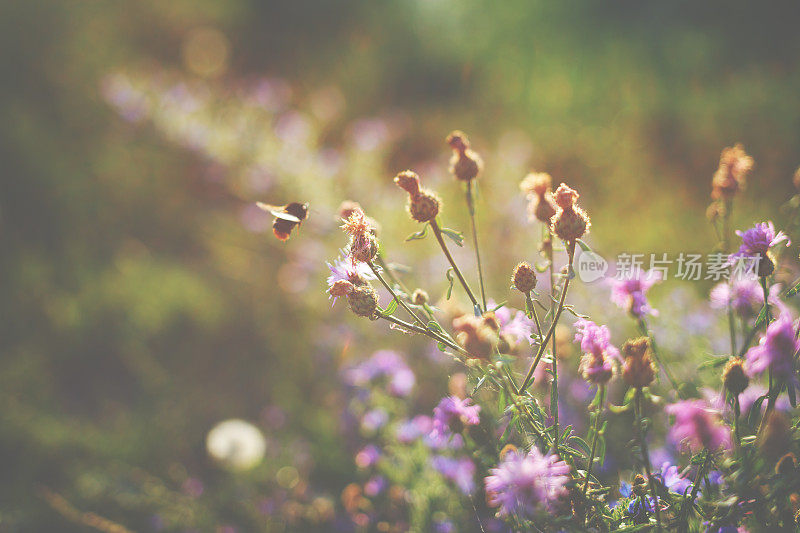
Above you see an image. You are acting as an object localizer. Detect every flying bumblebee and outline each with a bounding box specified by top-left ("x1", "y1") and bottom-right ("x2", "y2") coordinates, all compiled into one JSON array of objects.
[{"x1": 256, "y1": 201, "x2": 309, "y2": 241}]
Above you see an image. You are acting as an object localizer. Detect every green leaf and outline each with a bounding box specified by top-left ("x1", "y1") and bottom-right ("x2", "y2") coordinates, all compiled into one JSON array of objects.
[
  {"x1": 569, "y1": 436, "x2": 591, "y2": 458},
  {"x1": 575, "y1": 238, "x2": 592, "y2": 252},
  {"x1": 445, "y1": 268, "x2": 455, "y2": 299},
  {"x1": 440, "y1": 227, "x2": 464, "y2": 247},
  {"x1": 754, "y1": 306, "x2": 768, "y2": 328},
  {"x1": 384, "y1": 299, "x2": 398, "y2": 316},
  {"x1": 405, "y1": 223, "x2": 429, "y2": 242},
  {"x1": 787, "y1": 278, "x2": 800, "y2": 297}
]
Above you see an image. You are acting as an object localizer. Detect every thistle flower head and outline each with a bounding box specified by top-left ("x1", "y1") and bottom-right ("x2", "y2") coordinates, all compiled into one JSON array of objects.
[
  {"x1": 453, "y1": 314, "x2": 498, "y2": 360},
  {"x1": 722, "y1": 357, "x2": 749, "y2": 395},
  {"x1": 711, "y1": 143, "x2": 753, "y2": 200},
  {"x1": 745, "y1": 312, "x2": 800, "y2": 380},
  {"x1": 520, "y1": 172, "x2": 557, "y2": 224},
  {"x1": 484, "y1": 447, "x2": 570, "y2": 518},
  {"x1": 341, "y1": 207, "x2": 372, "y2": 238},
  {"x1": 551, "y1": 183, "x2": 590, "y2": 243},
  {"x1": 710, "y1": 278, "x2": 765, "y2": 318},
  {"x1": 512, "y1": 262, "x2": 538, "y2": 294},
  {"x1": 431, "y1": 396, "x2": 480, "y2": 437},
  {"x1": 446, "y1": 130, "x2": 483, "y2": 182},
  {"x1": 346, "y1": 285, "x2": 379, "y2": 319},
  {"x1": 621, "y1": 337, "x2": 656, "y2": 388},
  {"x1": 394, "y1": 170, "x2": 421, "y2": 197},
  {"x1": 329, "y1": 279, "x2": 354, "y2": 300},
  {"x1": 574, "y1": 319, "x2": 618, "y2": 385},
  {"x1": 665, "y1": 400, "x2": 731, "y2": 453},
  {"x1": 609, "y1": 271, "x2": 661, "y2": 318}
]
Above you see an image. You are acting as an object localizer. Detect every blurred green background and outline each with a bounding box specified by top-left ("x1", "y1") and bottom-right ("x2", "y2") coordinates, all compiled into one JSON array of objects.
[{"x1": 2, "y1": 0, "x2": 800, "y2": 530}]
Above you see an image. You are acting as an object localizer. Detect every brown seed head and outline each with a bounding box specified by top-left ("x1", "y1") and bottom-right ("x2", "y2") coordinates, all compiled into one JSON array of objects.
[
  {"x1": 347, "y1": 285, "x2": 379, "y2": 319},
  {"x1": 408, "y1": 190, "x2": 441, "y2": 223},
  {"x1": 394, "y1": 170, "x2": 421, "y2": 197},
  {"x1": 551, "y1": 183, "x2": 589, "y2": 242},
  {"x1": 512, "y1": 262, "x2": 538, "y2": 293},
  {"x1": 711, "y1": 143, "x2": 753, "y2": 200},
  {"x1": 722, "y1": 357, "x2": 749, "y2": 395},
  {"x1": 329, "y1": 280, "x2": 354, "y2": 298},
  {"x1": 621, "y1": 337, "x2": 656, "y2": 388}
]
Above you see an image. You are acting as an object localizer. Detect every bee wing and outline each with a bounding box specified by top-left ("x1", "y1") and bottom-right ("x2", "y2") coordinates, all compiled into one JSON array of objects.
[{"x1": 256, "y1": 202, "x2": 302, "y2": 223}]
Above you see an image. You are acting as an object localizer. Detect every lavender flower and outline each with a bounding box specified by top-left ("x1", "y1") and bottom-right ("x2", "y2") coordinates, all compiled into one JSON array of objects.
[
  {"x1": 487, "y1": 300, "x2": 534, "y2": 346},
  {"x1": 659, "y1": 463, "x2": 692, "y2": 494},
  {"x1": 709, "y1": 279, "x2": 765, "y2": 319},
  {"x1": 326, "y1": 256, "x2": 375, "y2": 304},
  {"x1": 484, "y1": 447, "x2": 570, "y2": 517},
  {"x1": 361, "y1": 408, "x2": 389, "y2": 432},
  {"x1": 731, "y1": 222, "x2": 790, "y2": 258},
  {"x1": 574, "y1": 319, "x2": 618, "y2": 384},
  {"x1": 745, "y1": 313, "x2": 800, "y2": 380},
  {"x1": 609, "y1": 270, "x2": 662, "y2": 318},
  {"x1": 430, "y1": 396, "x2": 481, "y2": 440},
  {"x1": 355, "y1": 444, "x2": 380, "y2": 468},
  {"x1": 665, "y1": 400, "x2": 731, "y2": 453},
  {"x1": 343, "y1": 350, "x2": 416, "y2": 396},
  {"x1": 431, "y1": 455, "x2": 476, "y2": 494},
  {"x1": 396, "y1": 415, "x2": 433, "y2": 443}
]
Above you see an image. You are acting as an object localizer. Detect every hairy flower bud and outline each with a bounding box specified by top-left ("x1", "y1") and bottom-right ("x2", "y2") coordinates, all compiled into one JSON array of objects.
[
  {"x1": 512, "y1": 262, "x2": 538, "y2": 294},
  {"x1": 551, "y1": 183, "x2": 590, "y2": 243},
  {"x1": 447, "y1": 130, "x2": 483, "y2": 182},
  {"x1": 394, "y1": 170, "x2": 421, "y2": 197},
  {"x1": 722, "y1": 357, "x2": 749, "y2": 395},
  {"x1": 347, "y1": 285, "x2": 379, "y2": 318},
  {"x1": 412, "y1": 289, "x2": 429, "y2": 305},
  {"x1": 408, "y1": 190, "x2": 441, "y2": 223},
  {"x1": 621, "y1": 337, "x2": 656, "y2": 388},
  {"x1": 711, "y1": 143, "x2": 753, "y2": 200},
  {"x1": 350, "y1": 233, "x2": 378, "y2": 263}
]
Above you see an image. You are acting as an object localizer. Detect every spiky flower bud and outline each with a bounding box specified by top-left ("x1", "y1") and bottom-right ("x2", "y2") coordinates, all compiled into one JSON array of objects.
[
  {"x1": 408, "y1": 190, "x2": 441, "y2": 222},
  {"x1": 551, "y1": 183, "x2": 590, "y2": 244},
  {"x1": 338, "y1": 200, "x2": 380, "y2": 235},
  {"x1": 722, "y1": 357, "x2": 749, "y2": 395},
  {"x1": 447, "y1": 130, "x2": 483, "y2": 182},
  {"x1": 621, "y1": 337, "x2": 656, "y2": 389},
  {"x1": 412, "y1": 289, "x2": 429, "y2": 305},
  {"x1": 512, "y1": 262, "x2": 538, "y2": 294},
  {"x1": 347, "y1": 285, "x2": 379, "y2": 319}
]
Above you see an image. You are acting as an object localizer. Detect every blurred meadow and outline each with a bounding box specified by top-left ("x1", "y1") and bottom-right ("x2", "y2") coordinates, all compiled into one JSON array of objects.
[{"x1": 2, "y1": 0, "x2": 800, "y2": 531}]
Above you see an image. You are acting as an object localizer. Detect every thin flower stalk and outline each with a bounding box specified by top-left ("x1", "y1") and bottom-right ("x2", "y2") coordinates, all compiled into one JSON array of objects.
[
  {"x1": 637, "y1": 318, "x2": 684, "y2": 399},
  {"x1": 582, "y1": 384, "x2": 606, "y2": 499},
  {"x1": 634, "y1": 388, "x2": 662, "y2": 531},
  {"x1": 465, "y1": 181, "x2": 487, "y2": 312},
  {"x1": 429, "y1": 219, "x2": 480, "y2": 309}
]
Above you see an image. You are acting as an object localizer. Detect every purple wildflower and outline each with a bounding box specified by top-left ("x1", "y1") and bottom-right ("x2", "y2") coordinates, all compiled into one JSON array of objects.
[
  {"x1": 326, "y1": 256, "x2": 375, "y2": 304},
  {"x1": 484, "y1": 447, "x2": 570, "y2": 517},
  {"x1": 431, "y1": 455, "x2": 476, "y2": 494},
  {"x1": 665, "y1": 400, "x2": 731, "y2": 453},
  {"x1": 574, "y1": 319, "x2": 618, "y2": 384},
  {"x1": 361, "y1": 408, "x2": 389, "y2": 432},
  {"x1": 396, "y1": 415, "x2": 433, "y2": 443},
  {"x1": 731, "y1": 222, "x2": 790, "y2": 258},
  {"x1": 364, "y1": 475, "x2": 387, "y2": 497},
  {"x1": 609, "y1": 270, "x2": 662, "y2": 318},
  {"x1": 659, "y1": 463, "x2": 692, "y2": 494},
  {"x1": 431, "y1": 396, "x2": 481, "y2": 439},
  {"x1": 745, "y1": 312, "x2": 800, "y2": 380},
  {"x1": 487, "y1": 300, "x2": 534, "y2": 345},
  {"x1": 343, "y1": 350, "x2": 416, "y2": 397},
  {"x1": 709, "y1": 279, "x2": 765, "y2": 319}
]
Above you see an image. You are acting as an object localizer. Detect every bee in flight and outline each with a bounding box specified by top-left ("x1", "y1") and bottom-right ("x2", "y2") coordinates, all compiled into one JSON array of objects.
[{"x1": 256, "y1": 201, "x2": 309, "y2": 241}]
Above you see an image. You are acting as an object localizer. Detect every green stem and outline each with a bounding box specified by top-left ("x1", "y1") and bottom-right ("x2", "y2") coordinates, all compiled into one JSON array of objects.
[
  {"x1": 516, "y1": 246, "x2": 575, "y2": 395},
  {"x1": 369, "y1": 262, "x2": 427, "y2": 329},
  {"x1": 465, "y1": 181, "x2": 487, "y2": 312},
  {"x1": 637, "y1": 318, "x2": 684, "y2": 399},
  {"x1": 377, "y1": 312, "x2": 468, "y2": 358},
  {"x1": 430, "y1": 219, "x2": 479, "y2": 309},
  {"x1": 525, "y1": 292, "x2": 543, "y2": 338},
  {"x1": 582, "y1": 385, "x2": 606, "y2": 499},
  {"x1": 551, "y1": 255, "x2": 559, "y2": 450},
  {"x1": 733, "y1": 394, "x2": 741, "y2": 448},
  {"x1": 635, "y1": 388, "x2": 662, "y2": 532}
]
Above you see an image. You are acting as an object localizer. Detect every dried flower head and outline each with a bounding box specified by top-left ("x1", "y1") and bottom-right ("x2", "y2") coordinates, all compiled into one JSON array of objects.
[
  {"x1": 512, "y1": 262, "x2": 538, "y2": 294},
  {"x1": 722, "y1": 357, "x2": 749, "y2": 395},
  {"x1": 453, "y1": 314, "x2": 498, "y2": 360},
  {"x1": 412, "y1": 288, "x2": 429, "y2": 305},
  {"x1": 347, "y1": 285, "x2": 379, "y2": 319},
  {"x1": 520, "y1": 171, "x2": 558, "y2": 224},
  {"x1": 338, "y1": 200, "x2": 379, "y2": 235},
  {"x1": 551, "y1": 183, "x2": 590, "y2": 244},
  {"x1": 711, "y1": 143, "x2": 754, "y2": 200},
  {"x1": 447, "y1": 130, "x2": 483, "y2": 182},
  {"x1": 394, "y1": 170, "x2": 441, "y2": 223},
  {"x1": 341, "y1": 208, "x2": 378, "y2": 263},
  {"x1": 621, "y1": 337, "x2": 656, "y2": 388}
]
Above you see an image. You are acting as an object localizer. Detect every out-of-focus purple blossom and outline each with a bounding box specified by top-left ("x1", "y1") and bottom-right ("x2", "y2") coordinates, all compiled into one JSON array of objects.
[
  {"x1": 433, "y1": 518, "x2": 456, "y2": 533},
  {"x1": 396, "y1": 415, "x2": 433, "y2": 444},
  {"x1": 627, "y1": 496, "x2": 655, "y2": 518},
  {"x1": 431, "y1": 456, "x2": 476, "y2": 494},
  {"x1": 659, "y1": 463, "x2": 692, "y2": 494},
  {"x1": 487, "y1": 300, "x2": 535, "y2": 345},
  {"x1": 665, "y1": 400, "x2": 731, "y2": 453},
  {"x1": 361, "y1": 409, "x2": 389, "y2": 432},
  {"x1": 355, "y1": 444, "x2": 380, "y2": 468},
  {"x1": 609, "y1": 270, "x2": 662, "y2": 318},
  {"x1": 745, "y1": 312, "x2": 800, "y2": 380},
  {"x1": 484, "y1": 447, "x2": 570, "y2": 517},
  {"x1": 731, "y1": 222, "x2": 790, "y2": 259},
  {"x1": 431, "y1": 396, "x2": 480, "y2": 441},
  {"x1": 364, "y1": 475, "x2": 387, "y2": 497},
  {"x1": 349, "y1": 118, "x2": 390, "y2": 151},
  {"x1": 343, "y1": 350, "x2": 415, "y2": 397},
  {"x1": 574, "y1": 319, "x2": 618, "y2": 384},
  {"x1": 710, "y1": 279, "x2": 768, "y2": 319}
]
